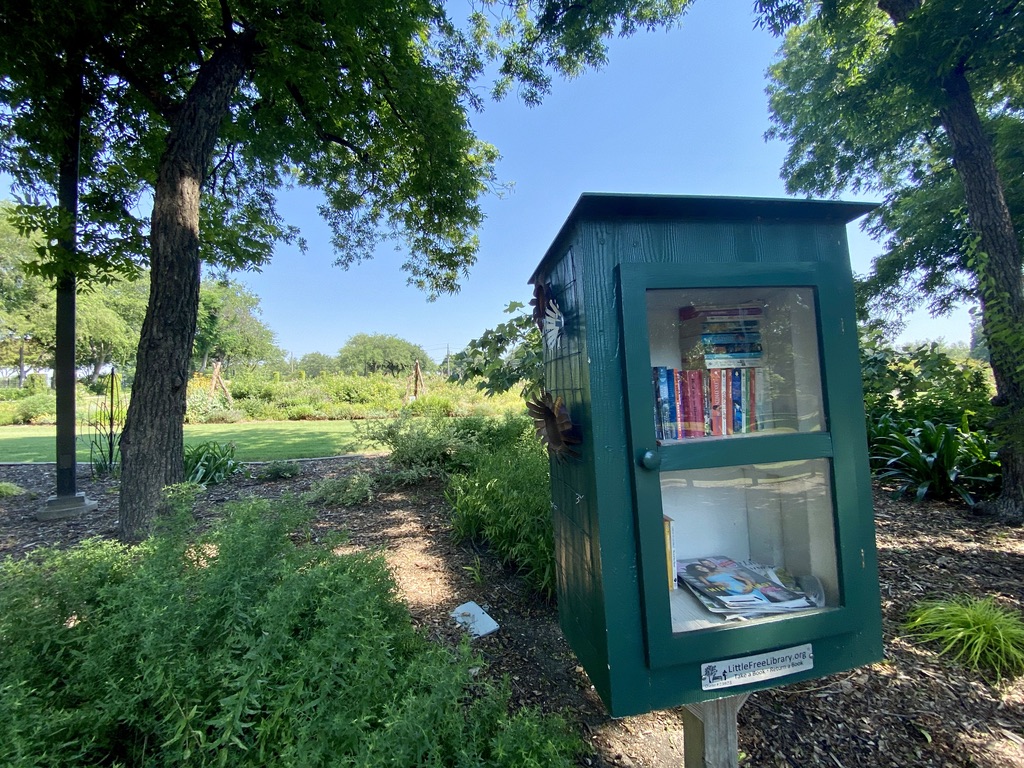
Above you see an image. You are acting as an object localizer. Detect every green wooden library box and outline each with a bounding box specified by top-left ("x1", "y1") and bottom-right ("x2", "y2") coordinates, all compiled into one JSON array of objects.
[{"x1": 529, "y1": 193, "x2": 884, "y2": 718}]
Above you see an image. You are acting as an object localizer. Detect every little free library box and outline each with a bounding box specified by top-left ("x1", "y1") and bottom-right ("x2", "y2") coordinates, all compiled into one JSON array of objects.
[{"x1": 529, "y1": 193, "x2": 883, "y2": 717}]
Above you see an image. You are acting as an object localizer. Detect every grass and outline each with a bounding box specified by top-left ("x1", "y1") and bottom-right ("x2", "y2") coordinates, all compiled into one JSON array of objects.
[
  {"x1": 0, "y1": 420, "x2": 376, "y2": 463},
  {"x1": 905, "y1": 595, "x2": 1024, "y2": 681}
]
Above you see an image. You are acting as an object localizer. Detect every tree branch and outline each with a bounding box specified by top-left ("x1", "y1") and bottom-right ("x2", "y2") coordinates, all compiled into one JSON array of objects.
[
  {"x1": 283, "y1": 80, "x2": 370, "y2": 161},
  {"x1": 93, "y1": 41, "x2": 180, "y2": 120}
]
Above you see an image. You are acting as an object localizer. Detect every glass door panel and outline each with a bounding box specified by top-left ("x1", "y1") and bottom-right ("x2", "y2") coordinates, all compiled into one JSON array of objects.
[
  {"x1": 646, "y1": 286, "x2": 825, "y2": 441},
  {"x1": 662, "y1": 459, "x2": 840, "y2": 634}
]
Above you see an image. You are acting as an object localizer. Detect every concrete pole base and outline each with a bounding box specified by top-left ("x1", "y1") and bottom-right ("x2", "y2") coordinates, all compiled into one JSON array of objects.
[{"x1": 37, "y1": 492, "x2": 99, "y2": 521}]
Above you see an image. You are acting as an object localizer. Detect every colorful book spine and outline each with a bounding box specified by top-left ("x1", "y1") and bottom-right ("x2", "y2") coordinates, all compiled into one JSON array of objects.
[
  {"x1": 688, "y1": 370, "x2": 706, "y2": 437},
  {"x1": 652, "y1": 368, "x2": 664, "y2": 440},
  {"x1": 666, "y1": 367, "x2": 679, "y2": 439},
  {"x1": 700, "y1": 332, "x2": 762, "y2": 345},
  {"x1": 731, "y1": 368, "x2": 743, "y2": 433},
  {"x1": 709, "y1": 368, "x2": 723, "y2": 436}
]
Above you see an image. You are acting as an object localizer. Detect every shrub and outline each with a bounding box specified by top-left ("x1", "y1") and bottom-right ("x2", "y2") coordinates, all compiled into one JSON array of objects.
[
  {"x1": 256, "y1": 461, "x2": 303, "y2": 481},
  {"x1": 405, "y1": 393, "x2": 459, "y2": 418},
  {"x1": 305, "y1": 472, "x2": 375, "y2": 507},
  {"x1": 905, "y1": 595, "x2": 1024, "y2": 681},
  {"x1": 860, "y1": 335, "x2": 994, "y2": 429},
  {"x1": 285, "y1": 404, "x2": 328, "y2": 420},
  {"x1": 10, "y1": 392, "x2": 58, "y2": 425},
  {"x1": 239, "y1": 398, "x2": 284, "y2": 421},
  {"x1": 183, "y1": 441, "x2": 245, "y2": 486},
  {"x1": 360, "y1": 412, "x2": 532, "y2": 475},
  {"x1": 359, "y1": 415, "x2": 474, "y2": 473},
  {"x1": 871, "y1": 418, "x2": 1001, "y2": 506},
  {"x1": 0, "y1": 500, "x2": 580, "y2": 766},
  {"x1": 446, "y1": 431, "x2": 556, "y2": 599},
  {"x1": 184, "y1": 379, "x2": 234, "y2": 424},
  {"x1": 325, "y1": 373, "x2": 403, "y2": 409},
  {"x1": 23, "y1": 373, "x2": 48, "y2": 394}
]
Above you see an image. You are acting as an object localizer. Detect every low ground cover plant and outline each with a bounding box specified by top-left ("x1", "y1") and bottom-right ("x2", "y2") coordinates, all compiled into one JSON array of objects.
[
  {"x1": 0, "y1": 497, "x2": 580, "y2": 767},
  {"x1": 0, "y1": 481, "x2": 25, "y2": 497},
  {"x1": 183, "y1": 440, "x2": 245, "y2": 486},
  {"x1": 905, "y1": 595, "x2": 1024, "y2": 682}
]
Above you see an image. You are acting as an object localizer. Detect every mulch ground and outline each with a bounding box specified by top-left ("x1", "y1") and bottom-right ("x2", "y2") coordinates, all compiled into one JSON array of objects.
[{"x1": 2, "y1": 458, "x2": 1024, "y2": 767}]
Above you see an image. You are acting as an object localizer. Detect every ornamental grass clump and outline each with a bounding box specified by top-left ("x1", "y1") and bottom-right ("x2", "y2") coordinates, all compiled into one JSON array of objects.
[{"x1": 905, "y1": 595, "x2": 1024, "y2": 682}]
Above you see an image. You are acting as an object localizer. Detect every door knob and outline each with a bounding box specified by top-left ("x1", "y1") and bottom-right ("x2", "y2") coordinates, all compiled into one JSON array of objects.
[{"x1": 639, "y1": 450, "x2": 661, "y2": 470}]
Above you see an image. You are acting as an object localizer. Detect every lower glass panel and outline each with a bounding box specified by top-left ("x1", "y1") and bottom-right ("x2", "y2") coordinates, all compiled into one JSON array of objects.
[{"x1": 662, "y1": 459, "x2": 839, "y2": 634}]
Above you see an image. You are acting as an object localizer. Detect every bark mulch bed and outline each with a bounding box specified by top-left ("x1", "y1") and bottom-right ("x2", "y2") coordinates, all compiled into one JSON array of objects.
[{"x1": 2, "y1": 458, "x2": 1024, "y2": 767}]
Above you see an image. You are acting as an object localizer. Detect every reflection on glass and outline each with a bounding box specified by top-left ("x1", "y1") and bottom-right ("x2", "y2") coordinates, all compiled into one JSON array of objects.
[
  {"x1": 661, "y1": 460, "x2": 839, "y2": 634},
  {"x1": 646, "y1": 287, "x2": 825, "y2": 440}
]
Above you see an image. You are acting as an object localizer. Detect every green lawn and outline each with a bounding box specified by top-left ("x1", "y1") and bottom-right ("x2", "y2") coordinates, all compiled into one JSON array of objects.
[{"x1": 0, "y1": 420, "x2": 378, "y2": 463}]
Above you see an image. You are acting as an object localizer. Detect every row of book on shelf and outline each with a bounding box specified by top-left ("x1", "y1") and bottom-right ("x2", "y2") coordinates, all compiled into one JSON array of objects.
[
  {"x1": 654, "y1": 303, "x2": 770, "y2": 440},
  {"x1": 653, "y1": 365, "x2": 769, "y2": 439}
]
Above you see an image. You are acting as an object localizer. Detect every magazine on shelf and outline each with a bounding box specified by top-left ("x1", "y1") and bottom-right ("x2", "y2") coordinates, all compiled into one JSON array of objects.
[{"x1": 675, "y1": 555, "x2": 823, "y2": 618}]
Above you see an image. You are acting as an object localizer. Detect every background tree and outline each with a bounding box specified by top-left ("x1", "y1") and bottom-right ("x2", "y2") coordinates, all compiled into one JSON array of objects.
[
  {"x1": 193, "y1": 278, "x2": 281, "y2": 376},
  {"x1": 3, "y1": 0, "x2": 691, "y2": 540},
  {"x1": 336, "y1": 333, "x2": 437, "y2": 377},
  {"x1": 765, "y1": 0, "x2": 1024, "y2": 520},
  {"x1": 76, "y1": 276, "x2": 149, "y2": 384},
  {"x1": 296, "y1": 352, "x2": 338, "y2": 378},
  {"x1": 0, "y1": 205, "x2": 53, "y2": 385}
]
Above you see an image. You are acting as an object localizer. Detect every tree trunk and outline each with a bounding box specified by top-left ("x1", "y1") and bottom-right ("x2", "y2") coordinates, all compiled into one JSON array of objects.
[
  {"x1": 18, "y1": 340, "x2": 26, "y2": 388},
  {"x1": 118, "y1": 33, "x2": 256, "y2": 541},
  {"x1": 937, "y1": 67, "x2": 1024, "y2": 522},
  {"x1": 54, "y1": 68, "x2": 84, "y2": 500}
]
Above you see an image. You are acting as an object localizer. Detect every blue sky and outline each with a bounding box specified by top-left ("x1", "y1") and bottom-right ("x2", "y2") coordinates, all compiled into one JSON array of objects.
[{"x1": 241, "y1": 1, "x2": 972, "y2": 362}]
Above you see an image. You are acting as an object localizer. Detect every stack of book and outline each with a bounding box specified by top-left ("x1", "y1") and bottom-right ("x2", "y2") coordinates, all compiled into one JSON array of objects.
[
  {"x1": 675, "y1": 555, "x2": 823, "y2": 619},
  {"x1": 651, "y1": 304, "x2": 772, "y2": 440}
]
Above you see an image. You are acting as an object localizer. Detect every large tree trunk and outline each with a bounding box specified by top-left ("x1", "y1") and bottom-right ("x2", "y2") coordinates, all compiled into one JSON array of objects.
[
  {"x1": 937, "y1": 66, "x2": 1024, "y2": 523},
  {"x1": 118, "y1": 34, "x2": 256, "y2": 541}
]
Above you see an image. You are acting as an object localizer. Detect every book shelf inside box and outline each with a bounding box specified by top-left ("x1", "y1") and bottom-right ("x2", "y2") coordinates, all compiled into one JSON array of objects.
[{"x1": 646, "y1": 288, "x2": 825, "y2": 441}]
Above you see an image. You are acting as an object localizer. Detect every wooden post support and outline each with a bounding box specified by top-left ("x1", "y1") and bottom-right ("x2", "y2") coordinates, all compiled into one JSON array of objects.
[{"x1": 681, "y1": 694, "x2": 749, "y2": 768}]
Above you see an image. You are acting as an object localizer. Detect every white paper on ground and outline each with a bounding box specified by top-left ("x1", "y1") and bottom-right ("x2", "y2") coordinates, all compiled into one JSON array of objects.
[{"x1": 451, "y1": 601, "x2": 499, "y2": 637}]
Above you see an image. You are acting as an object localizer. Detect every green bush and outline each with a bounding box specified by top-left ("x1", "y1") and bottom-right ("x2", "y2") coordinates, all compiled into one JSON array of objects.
[
  {"x1": 305, "y1": 472, "x2": 375, "y2": 507},
  {"x1": 359, "y1": 415, "x2": 475, "y2": 473},
  {"x1": 23, "y1": 373, "x2": 48, "y2": 394},
  {"x1": 359, "y1": 412, "x2": 532, "y2": 475},
  {"x1": 285, "y1": 403, "x2": 328, "y2": 420},
  {"x1": 7, "y1": 392, "x2": 58, "y2": 425},
  {"x1": 860, "y1": 334, "x2": 994, "y2": 429},
  {"x1": 446, "y1": 431, "x2": 556, "y2": 599},
  {"x1": 184, "y1": 441, "x2": 245, "y2": 486},
  {"x1": 0, "y1": 500, "x2": 580, "y2": 766},
  {"x1": 184, "y1": 387, "x2": 234, "y2": 424},
  {"x1": 325, "y1": 373, "x2": 403, "y2": 408},
  {"x1": 905, "y1": 595, "x2": 1024, "y2": 681},
  {"x1": 871, "y1": 418, "x2": 1001, "y2": 506},
  {"x1": 405, "y1": 393, "x2": 460, "y2": 418},
  {"x1": 238, "y1": 397, "x2": 285, "y2": 421},
  {"x1": 256, "y1": 461, "x2": 303, "y2": 481}
]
